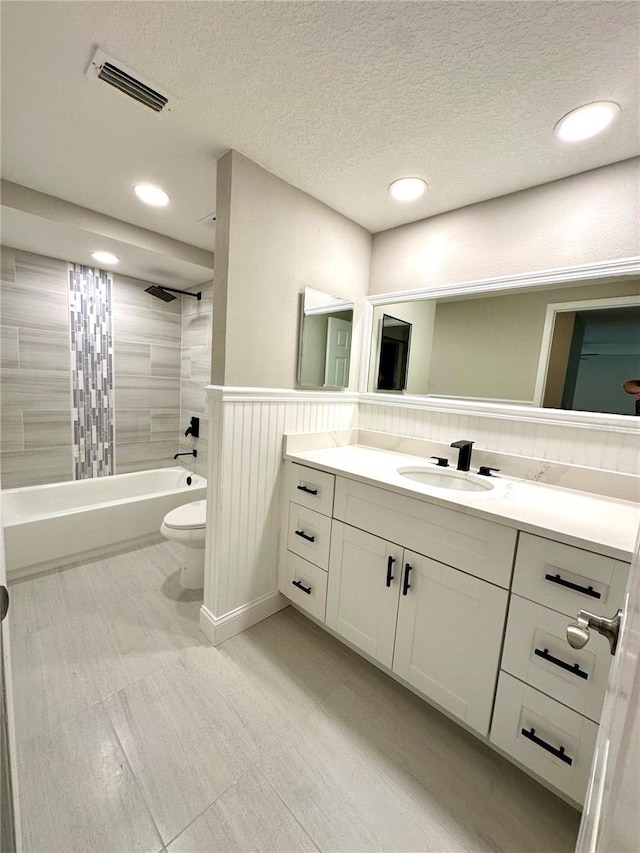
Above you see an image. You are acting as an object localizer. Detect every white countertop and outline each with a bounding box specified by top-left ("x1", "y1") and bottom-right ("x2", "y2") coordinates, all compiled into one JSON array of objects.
[{"x1": 285, "y1": 444, "x2": 639, "y2": 561}]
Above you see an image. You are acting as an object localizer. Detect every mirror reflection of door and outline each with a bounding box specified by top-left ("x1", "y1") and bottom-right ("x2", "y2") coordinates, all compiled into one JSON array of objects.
[
  {"x1": 324, "y1": 317, "x2": 352, "y2": 387},
  {"x1": 377, "y1": 315, "x2": 411, "y2": 391},
  {"x1": 543, "y1": 305, "x2": 640, "y2": 415}
]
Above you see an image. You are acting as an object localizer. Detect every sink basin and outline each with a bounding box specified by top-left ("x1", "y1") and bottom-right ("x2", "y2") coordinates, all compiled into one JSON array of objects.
[{"x1": 397, "y1": 466, "x2": 495, "y2": 492}]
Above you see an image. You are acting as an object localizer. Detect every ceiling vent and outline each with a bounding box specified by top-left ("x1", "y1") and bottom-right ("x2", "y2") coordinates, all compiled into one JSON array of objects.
[{"x1": 86, "y1": 47, "x2": 174, "y2": 114}]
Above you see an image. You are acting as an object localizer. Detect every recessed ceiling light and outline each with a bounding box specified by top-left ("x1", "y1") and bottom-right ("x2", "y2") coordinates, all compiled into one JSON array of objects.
[
  {"x1": 388, "y1": 177, "x2": 428, "y2": 202},
  {"x1": 134, "y1": 183, "x2": 170, "y2": 206},
  {"x1": 91, "y1": 251, "x2": 119, "y2": 265},
  {"x1": 554, "y1": 101, "x2": 621, "y2": 142}
]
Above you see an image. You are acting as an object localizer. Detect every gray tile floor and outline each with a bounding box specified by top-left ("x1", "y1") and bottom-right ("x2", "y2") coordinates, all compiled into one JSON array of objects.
[{"x1": 9, "y1": 541, "x2": 581, "y2": 852}]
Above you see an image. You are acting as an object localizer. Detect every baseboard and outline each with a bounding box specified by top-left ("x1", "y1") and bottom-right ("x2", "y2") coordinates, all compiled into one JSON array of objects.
[
  {"x1": 7, "y1": 533, "x2": 164, "y2": 581},
  {"x1": 199, "y1": 591, "x2": 289, "y2": 646}
]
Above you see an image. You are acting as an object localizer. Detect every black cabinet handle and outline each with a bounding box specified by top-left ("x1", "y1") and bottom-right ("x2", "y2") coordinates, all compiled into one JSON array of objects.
[
  {"x1": 521, "y1": 727, "x2": 572, "y2": 766},
  {"x1": 386, "y1": 556, "x2": 395, "y2": 587},
  {"x1": 292, "y1": 579, "x2": 312, "y2": 595},
  {"x1": 297, "y1": 484, "x2": 318, "y2": 495},
  {"x1": 544, "y1": 573, "x2": 601, "y2": 599},
  {"x1": 534, "y1": 647, "x2": 589, "y2": 680},
  {"x1": 295, "y1": 530, "x2": 315, "y2": 543},
  {"x1": 402, "y1": 563, "x2": 413, "y2": 596}
]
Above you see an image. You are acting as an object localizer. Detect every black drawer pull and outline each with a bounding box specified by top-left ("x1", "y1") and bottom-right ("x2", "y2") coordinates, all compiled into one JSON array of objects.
[
  {"x1": 544, "y1": 573, "x2": 601, "y2": 599},
  {"x1": 386, "y1": 556, "x2": 395, "y2": 588},
  {"x1": 292, "y1": 579, "x2": 312, "y2": 595},
  {"x1": 521, "y1": 727, "x2": 572, "y2": 765},
  {"x1": 297, "y1": 484, "x2": 318, "y2": 495},
  {"x1": 534, "y1": 647, "x2": 589, "y2": 680},
  {"x1": 295, "y1": 530, "x2": 315, "y2": 543},
  {"x1": 402, "y1": 563, "x2": 413, "y2": 596}
]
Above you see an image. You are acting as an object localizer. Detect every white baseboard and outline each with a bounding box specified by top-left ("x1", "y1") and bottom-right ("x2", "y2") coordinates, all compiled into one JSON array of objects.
[{"x1": 199, "y1": 590, "x2": 289, "y2": 646}]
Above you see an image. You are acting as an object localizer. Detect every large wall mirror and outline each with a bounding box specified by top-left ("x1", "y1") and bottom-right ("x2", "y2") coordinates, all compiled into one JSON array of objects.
[
  {"x1": 368, "y1": 277, "x2": 640, "y2": 416},
  {"x1": 298, "y1": 287, "x2": 354, "y2": 389}
]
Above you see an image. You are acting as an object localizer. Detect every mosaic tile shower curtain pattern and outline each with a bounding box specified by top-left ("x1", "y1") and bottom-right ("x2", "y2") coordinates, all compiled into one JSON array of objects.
[{"x1": 69, "y1": 264, "x2": 114, "y2": 478}]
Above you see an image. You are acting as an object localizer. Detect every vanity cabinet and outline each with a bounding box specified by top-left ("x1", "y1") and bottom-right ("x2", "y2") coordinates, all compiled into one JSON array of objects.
[
  {"x1": 490, "y1": 532, "x2": 629, "y2": 803},
  {"x1": 278, "y1": 459, "x2": 631, "y2": 806}
]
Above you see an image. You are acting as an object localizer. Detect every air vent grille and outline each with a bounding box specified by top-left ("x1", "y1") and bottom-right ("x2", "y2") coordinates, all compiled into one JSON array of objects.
[
  {"x1": 86, "y1": 48, "x2": 173, "y2": 114},
  {"x1": 98, "y1": 62, "x2": 168, "y2": 112}
]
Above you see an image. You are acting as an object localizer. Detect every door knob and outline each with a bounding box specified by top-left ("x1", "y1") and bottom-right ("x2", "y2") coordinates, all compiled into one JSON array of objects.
[{"x1": 566, "y1": 609, "x2": 622, "y2": 656}]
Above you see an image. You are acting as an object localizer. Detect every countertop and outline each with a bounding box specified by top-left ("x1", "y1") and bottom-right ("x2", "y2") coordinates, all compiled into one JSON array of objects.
[{"x1": 284, "y1": 444, "x2": 639, "y2": 561}]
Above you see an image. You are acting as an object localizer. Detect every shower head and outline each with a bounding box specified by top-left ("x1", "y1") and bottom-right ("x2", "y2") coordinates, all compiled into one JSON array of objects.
[
  {"x1": 145, "y1": 285, "x2": 176, "y2": 302},
  {"x1": 145, "y1": 285, "x2": 202, "y2": 302}
]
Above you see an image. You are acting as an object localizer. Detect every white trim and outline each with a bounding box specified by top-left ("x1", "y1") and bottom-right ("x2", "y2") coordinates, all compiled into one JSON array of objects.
[
  {"x1": 198, "y1": 592, "x2": 289, "y2": 646},
  {"x1": 366, "y1": 257, "x2": 640, "y2": 306},
  {"x1": 533, "y1": 295, "x2": 640, "y2": 407},
  {"x1": 205, "y1": 385, "x2": 359, "y2": 403},
  {"x1": 359, "y1": 392, "x2": 640, "y2": 433}
]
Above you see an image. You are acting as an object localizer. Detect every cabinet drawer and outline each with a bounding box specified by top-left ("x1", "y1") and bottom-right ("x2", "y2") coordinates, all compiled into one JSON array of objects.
[
  {"x1": 281, "y1": 551, "x2": 328, "y2": 622},
  {"x1": 513, "y1": 533, "x2": 629, "y2": 617},
  {"x1": 334, "y1": 477, "x2": 516, "y2": 587},
  {"x1": 286, "y1": 462, "x2": 335, "y2": 517},
  {"x1": 501, "y1": 595, "x2": 612, "y2": 722},
  {"x1": 287, "y1": 503, "x2": 332, "y2": 570},
  {"x1": 490, "y1": 672, "x2": 598, "y2": 804}
]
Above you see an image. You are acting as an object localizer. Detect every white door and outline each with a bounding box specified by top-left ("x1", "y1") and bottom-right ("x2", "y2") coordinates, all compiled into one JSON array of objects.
[
  {"x1": 393, "y1": 552, "x2": 509, "y2": 736},
  {"x1": 326, "y1": 522, "x2": 401, "y2": 668},
  {"x1": 576, "y1": 528, "x2": 640, "y2": 853},
  {"x1": 0, "y1": 495, "x2": 20, "y2": 852},
  {"x1": 323, "y1": 317, "x2": 351, "y2": 387}
]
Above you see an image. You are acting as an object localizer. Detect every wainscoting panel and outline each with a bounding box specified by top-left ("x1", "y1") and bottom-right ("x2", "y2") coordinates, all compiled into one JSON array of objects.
[
  {"x1": 359, "y1": 402, "x2": 640, "y2": 476},
  {"x1": 203, "y1": 389, "x2": 358, "y2": 624}
]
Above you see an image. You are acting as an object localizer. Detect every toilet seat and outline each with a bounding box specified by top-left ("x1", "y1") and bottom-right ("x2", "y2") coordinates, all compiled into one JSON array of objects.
[{"x1": 163, "y1": 500, "x2": 206, "y2": 530}]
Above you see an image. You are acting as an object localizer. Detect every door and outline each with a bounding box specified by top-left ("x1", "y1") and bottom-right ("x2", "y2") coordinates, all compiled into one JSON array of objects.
[
  {"x1": 393, "y1": 552, "x2": 509, "y2": 736},
  {"x1": 326, "y1": 522, "x2": 401, "y2": 668},
  {"x1": 1, "y1": 496, "x2": 18, "y2": 853},
  {"x1": 323, "y1": 317, "x2": 351, "y2": 388},
  {"x1": 576, "y1": 528, "x2": 640, "y2": 852}
]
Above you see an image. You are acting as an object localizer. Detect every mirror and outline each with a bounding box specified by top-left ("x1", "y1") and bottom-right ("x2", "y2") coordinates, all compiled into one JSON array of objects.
[
  {"x1": 377, "y1": 315, "x2": 412, "y2": 391},
  {"x1": 368, "y1": 278, "x2": 640, "y2": 416},
  {"x1": 298, "y1": 287, "x2": 354, "y2": 388}
]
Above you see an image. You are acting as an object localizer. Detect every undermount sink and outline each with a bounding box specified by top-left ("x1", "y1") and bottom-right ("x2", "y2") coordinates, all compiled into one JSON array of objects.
[{"x1": 397, "y1": 466, "x2": 495, "y2": 492}]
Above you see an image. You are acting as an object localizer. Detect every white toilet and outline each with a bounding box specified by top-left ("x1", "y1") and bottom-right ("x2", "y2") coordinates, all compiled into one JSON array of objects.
[{"x1": 160, "y1": 500, "x2": 207, "y2": 589}]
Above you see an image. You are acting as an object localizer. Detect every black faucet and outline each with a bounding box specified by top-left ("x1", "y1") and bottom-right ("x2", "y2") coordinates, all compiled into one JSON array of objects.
[
  {"x1": 174, "y1": 450, "x2": 197, "y2": 460},
  {"x1": 450, "y1": 440, "x2": 474, "y2": 472}
]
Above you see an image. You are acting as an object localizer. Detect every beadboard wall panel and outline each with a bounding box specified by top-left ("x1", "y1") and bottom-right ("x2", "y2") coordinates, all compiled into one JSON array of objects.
[
  {"x1": 204, "y1": 389, "x2": 358, "y2": 620},
  {"x1": 359, "y1": 402, "x2": 640, "y2": 476}
]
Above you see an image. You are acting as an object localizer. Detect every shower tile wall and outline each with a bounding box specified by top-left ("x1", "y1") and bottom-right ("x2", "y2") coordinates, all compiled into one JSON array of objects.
[
  {"x1": 179, "y1": 280, "x2": 213, "y2": 477},
  {"x1": 0, "y1": 246, "x2": 210, "y2": 487},
  {"x1": 0, "y1": 248, "x2": 73, "y2": 488},
  {"x1": 112, "y1": 274, "x2": 182, "y2": 474}
]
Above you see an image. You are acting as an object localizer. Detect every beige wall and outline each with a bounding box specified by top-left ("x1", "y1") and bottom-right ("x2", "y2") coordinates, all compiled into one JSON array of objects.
[
  {"x1": 428, "y1": 280, "x2": 640, "y2": 402},
  {"x1": 369, "y1": 159, "x2": 640, "y2": 296},
  {"x1": 213, "y1": 151, "x2": 371, "y2": 389}
]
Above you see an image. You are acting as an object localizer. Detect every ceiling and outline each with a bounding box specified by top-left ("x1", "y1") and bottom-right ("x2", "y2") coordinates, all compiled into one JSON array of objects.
[{"x1": 1, "y1": 1, "x2": 638, "y2": 278}]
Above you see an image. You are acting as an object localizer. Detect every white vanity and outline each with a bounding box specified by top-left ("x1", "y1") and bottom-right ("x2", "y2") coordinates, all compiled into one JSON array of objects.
[{"x1": 277, "y1": 433, "x2": 638, "y2": 808}]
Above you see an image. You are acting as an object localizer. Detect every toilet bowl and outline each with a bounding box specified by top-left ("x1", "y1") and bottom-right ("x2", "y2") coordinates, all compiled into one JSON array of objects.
[{"x1": 160, "y1": 500, "x2": 207, "y2": 589}]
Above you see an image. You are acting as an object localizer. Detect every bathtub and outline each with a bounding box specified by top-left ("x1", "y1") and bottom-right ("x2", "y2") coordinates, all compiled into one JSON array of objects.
[{"x1": 2, "y1": 467, "x2": 207, "y2": 577}]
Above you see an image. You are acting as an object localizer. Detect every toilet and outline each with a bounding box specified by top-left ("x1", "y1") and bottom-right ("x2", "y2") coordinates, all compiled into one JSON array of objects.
[{"x1": 160, "y1": 500, "x2": 207, "y2": 589}]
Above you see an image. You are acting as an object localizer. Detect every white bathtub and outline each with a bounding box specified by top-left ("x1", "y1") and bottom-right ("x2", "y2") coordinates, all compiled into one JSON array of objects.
[{"x1": 2, "y1": 467, "x2": 207, "y2": 576}]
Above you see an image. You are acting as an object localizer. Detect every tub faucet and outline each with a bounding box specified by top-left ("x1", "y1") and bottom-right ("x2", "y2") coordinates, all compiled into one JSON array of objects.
[
  {"x1": 450, "y1": 440, "x2": 474, "y2": 471},
  {"x1": 174, "y1": 450, "x2": 198, "y2": 460}
]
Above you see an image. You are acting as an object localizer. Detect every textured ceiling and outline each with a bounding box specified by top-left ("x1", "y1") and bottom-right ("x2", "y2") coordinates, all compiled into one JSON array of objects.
[{"x1": 1, "y1": 1, "x2": 638, "y2": 257}]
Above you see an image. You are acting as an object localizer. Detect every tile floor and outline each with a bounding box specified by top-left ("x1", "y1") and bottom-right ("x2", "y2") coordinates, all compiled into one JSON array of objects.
[{"x1": 9, "y1": 541, "x2": 581, "y2": 852}]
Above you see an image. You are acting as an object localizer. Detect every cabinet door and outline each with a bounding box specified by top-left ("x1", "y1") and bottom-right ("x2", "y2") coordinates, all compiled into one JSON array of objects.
[
  {"x1": 326, "y1": 521, "x2": 402, "y2": 668},
  {"x1": 393, "y1": 551, "x2": 508, "y2": 736}
]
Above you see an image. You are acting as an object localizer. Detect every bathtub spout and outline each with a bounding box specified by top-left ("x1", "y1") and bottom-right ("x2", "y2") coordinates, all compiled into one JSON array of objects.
[{"x1": 174, "y1": 450, "x2": 197, "y2": 460}]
